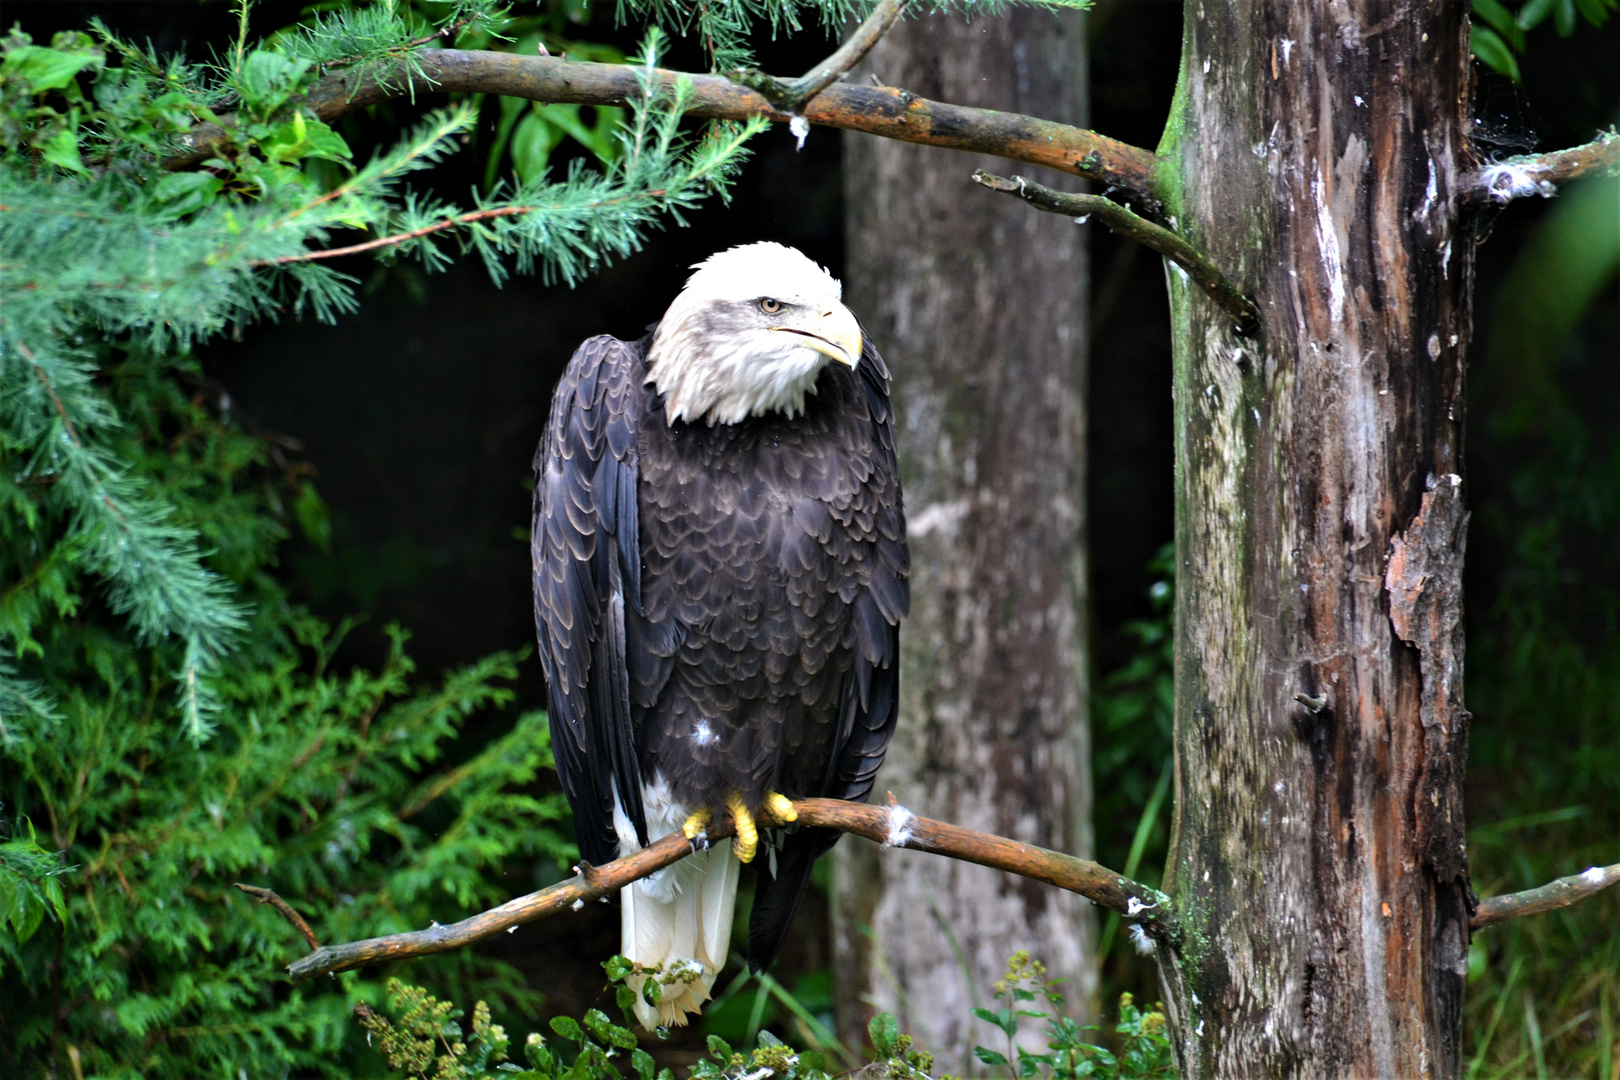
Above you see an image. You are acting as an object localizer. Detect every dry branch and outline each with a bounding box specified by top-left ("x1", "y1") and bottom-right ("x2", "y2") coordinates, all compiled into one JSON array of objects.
[
  {"x1": 1471, "y1": 860, "x2": 1620, "y2": 930},
  {"x1": 283, "y1": 796, "x2": 1171, "y2": 981},
  {"x1": 168, "y1": 49, "x2": 1159, "y2": 205},
  {"x1": 1462, "y1": 130, "x2": 1620, "y2": 203},
  {"x1": 973, "y1": 169, "x2": 1261, "y2": 336},
  {"x1": 728, "y1": 0, "x2": 904, "y2": 113},
  {"x1": 235, "y1": 883, "x2": 321, "y2": 950}
]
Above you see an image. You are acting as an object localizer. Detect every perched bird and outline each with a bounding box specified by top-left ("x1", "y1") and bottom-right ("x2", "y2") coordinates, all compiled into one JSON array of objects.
[{"x1": 532, "y1": 242, "x2": 909, "y2": 1029}]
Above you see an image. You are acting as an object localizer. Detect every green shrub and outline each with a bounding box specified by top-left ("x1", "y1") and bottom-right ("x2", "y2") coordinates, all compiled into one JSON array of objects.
[{"x1": 0, "y1": 353, "x2": 573, "y2": 1077}]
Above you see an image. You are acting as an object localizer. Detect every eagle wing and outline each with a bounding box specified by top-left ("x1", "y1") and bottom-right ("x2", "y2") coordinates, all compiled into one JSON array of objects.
[
  {"x1": 747, "y1": 336, "x2": 910, "y2": 971},
  {"x1": 532, "y1": 335, "x2": 658, "y2": 867}
]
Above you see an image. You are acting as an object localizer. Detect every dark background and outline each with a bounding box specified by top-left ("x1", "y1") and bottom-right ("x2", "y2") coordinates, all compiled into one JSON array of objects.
[{"x1": 10, "y1": 0, "x2": 1617, "y2": 1058}]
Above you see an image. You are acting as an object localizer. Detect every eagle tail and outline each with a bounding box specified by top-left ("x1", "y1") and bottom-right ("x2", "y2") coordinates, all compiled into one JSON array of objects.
[
  {"x1": 622, "y1": 843, "x2": 741, "y2": 1030},
  {"x1": 745, "y1": 827, "x2": 837, "y2": 974}
]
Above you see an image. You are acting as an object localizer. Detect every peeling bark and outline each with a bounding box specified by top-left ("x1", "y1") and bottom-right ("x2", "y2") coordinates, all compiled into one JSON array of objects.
[
  {"x1": 831, "y1": 9, "x2": 1094, "y2": 1069},
  {"x1": 1154, "y1": 2, "x2": 1475, "y2": 1076}
]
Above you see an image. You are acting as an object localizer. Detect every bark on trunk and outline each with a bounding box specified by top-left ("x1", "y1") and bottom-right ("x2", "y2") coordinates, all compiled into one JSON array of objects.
[
  {"x1": 831, "y1": 10, "x2": 1094, "y2": 1069},
  {"x1": 1154, "y1": 2, "x2": 1475, "y2": 1076}
]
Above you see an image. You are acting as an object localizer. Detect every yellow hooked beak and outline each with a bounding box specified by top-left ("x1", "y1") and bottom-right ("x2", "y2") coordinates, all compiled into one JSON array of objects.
[{"x1": 770, "y1": 303, "x2": 861, "y2": 368}]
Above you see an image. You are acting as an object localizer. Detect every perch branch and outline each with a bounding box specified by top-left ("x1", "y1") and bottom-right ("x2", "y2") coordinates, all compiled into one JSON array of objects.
[
  {"x1": 1462, "y1": 130, "x2": 1620, "y2": 203},
  {"x1": 1471, "y1": 860, "x2": 1620, "y2": 930},
  {"x1": 283, "y1": 795, "x2": 1172, "y2": 981},
  {"x1": 973, "y1": 169, "x2": 1261, "y2": 336},
  {"x1": 728, "y1": 0, "x2": 904, "y2": 113},
  {"x1": 167, "y1": 49, "x2": 1159, "y2": 204},
  {"x1": 235, "y1": 883, "x2": 320, "y2": 950}
]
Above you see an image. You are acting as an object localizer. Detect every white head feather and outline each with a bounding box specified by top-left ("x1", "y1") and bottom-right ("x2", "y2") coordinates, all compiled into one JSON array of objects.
[{"x1": 646, "y1": 242, "x2": 862, "y2": 425}]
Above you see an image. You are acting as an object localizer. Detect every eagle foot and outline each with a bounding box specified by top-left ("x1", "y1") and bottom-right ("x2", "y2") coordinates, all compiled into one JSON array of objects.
[
  {"x1": 726, "y1": 794, "x2": 760, "y2": 862},
  {"x1": 761, "y1": 792, "x2": 799, "y2": 825},
  {"x1": 682, "y1": 809, "x2": 713, "y2": 851}
]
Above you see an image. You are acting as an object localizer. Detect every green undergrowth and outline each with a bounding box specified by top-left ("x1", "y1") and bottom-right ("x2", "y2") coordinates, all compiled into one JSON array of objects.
[
  {"x1": 0, "y1": 344, "x2": 575, "y2": 1077},
  {"x1": 1462, "y1": 173, "x2": 1620, "y2": 1080},
  {"x1": 356, "y1": 952, "x2": 1174, "y2": 1080}
]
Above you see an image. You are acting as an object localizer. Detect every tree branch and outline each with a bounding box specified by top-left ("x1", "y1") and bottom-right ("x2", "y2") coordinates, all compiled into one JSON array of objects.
[
  {"x1": 973, "y1": 169, "x2": 1261, "y2": 336},
  {"x1": 728, "y1": 0, "x2": 904, "y2": 114},
  {"x1": 235, "y1": 883, "x2": 321, "y2": 950},
  {"x1": 282, "y1": 796, "x2": 1172, "y2": 982},
  {"x1": 1471, "y1": 860, "x2": 1620, "y2": 930},
  {"x1": 1462, "y1": 130, "x2": 1620, "y2": 203},
  {"x1": 168, "y1": 49, "x2": 1159, "y2": 206}
]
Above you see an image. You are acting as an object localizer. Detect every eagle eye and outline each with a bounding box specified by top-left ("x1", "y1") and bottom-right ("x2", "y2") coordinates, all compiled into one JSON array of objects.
[{"x1": 757, "y1": 297, "x2": 783, "y2": 315}]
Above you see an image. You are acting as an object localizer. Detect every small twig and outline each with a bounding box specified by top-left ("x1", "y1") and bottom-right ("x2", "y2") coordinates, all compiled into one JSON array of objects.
[
  {"x1": 1471, "y1": 861, "x2": 1620, "y2": 930},
  {"x1": 1461, "y1": 129, "x2": 1620, "y2": 204},
  {"x1": 973, "y1": 170, "x2": 1261, "y2": 336},
  {"x1": 235, "y1": 883, "x2": 320, "y2": 950},
  {"x1": 250, "y1": 204, "x2": 537, "y2": 266},
  {"x1": 728, "y1": 0, "x2": 904, "y2": 114},
  {"x1": 283, "y1": 796, "x2": 1171, "y2": 981}
]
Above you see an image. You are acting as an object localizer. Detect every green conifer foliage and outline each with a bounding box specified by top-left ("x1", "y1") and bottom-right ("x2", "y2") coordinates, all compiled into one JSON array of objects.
[
  {"x1": 0, "y1": 350, "x2": 577, "y2": 1077},
  {"x1": 0, "y1": 3, "x2": 764, "y2": 738}
]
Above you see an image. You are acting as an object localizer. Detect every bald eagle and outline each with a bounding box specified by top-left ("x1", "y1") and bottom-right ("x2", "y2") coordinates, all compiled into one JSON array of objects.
[{"x1": 532, "y1": 242, "x2": 909, "y2": 1029}]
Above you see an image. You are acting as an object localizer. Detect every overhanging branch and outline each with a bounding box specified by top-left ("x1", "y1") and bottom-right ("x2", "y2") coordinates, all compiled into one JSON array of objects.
[
  {"x1": 1471, "y1": 860, "x2": 1620, "y2": 930},
  {"x1": 169, "y1": 49, "x2": 1160, "y2": 205},
  {"x1": 973, "y1": 169, "x2": 1261, "y2": 336},
  {"x1": 1462, "y1": 130, "x2": 1620, "y2": 203},
  {"x1": 728, "y1": 0, "x2": 904, "y2": 114},
  {"x1": 278, "y1": 796, "x2": 1173, "y2": 981}
]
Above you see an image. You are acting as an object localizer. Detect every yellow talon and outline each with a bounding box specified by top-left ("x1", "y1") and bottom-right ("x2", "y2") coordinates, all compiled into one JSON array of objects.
[
  {"x1": 763, "y1": 792, "x2": 798, "y2": 824},
  {"x1": 726, "y1": 794, "x2": 759, "y2": 863},
  {"x1": 682, "y1": 808, "x2": 712, "y2": 841}
]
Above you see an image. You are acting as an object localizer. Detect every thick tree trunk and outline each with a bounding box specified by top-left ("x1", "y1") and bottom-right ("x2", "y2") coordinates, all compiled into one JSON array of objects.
[
  {"x1": 831, "y1": 10, "x2": 1094, "y2": 1069},
  {"x1": 1154, "y1": 2, "x2": 1474, "y2": 1076}
]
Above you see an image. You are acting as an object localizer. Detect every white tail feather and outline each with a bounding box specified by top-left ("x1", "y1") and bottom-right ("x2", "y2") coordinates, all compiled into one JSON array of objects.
[
  {"x1": 613, "y1": 776, "x2": 741, "y2": 1030},
  {"x1": 622, "y1": 844, "x2": 741, "y2": 1029}
]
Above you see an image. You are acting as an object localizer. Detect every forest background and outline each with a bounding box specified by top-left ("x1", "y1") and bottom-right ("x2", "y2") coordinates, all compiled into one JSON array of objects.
[{"x1": 0, "y1": 0, "x2": 1615, "y2": 1077}]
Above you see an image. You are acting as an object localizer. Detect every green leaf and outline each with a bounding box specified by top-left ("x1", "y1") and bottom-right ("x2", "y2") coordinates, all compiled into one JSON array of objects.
[
  {"x1": 550, "y1": 1015, "x2": 584, "y2": 1043},
  {"x1": 262, "y1": 112, "x2": 352, "y2": 164},
  {"x1": 38, "y1": 128, "x2": 88, "y2": 174},
  {"x1": 1472, "y1": 0, "x2": 1527, "y2": 49},
  {"x1": 1554, "y1": 0, "x2": 1578, "y2": 33},
  {"x1": 2, "y1": 45, "x2": 101, "y2": 92},
  {"x1": 1469, "y1": 26, "x2": 1521, "y2": 79},
  {"x1": 1517, "y1": 0, "x2": 1557, "y2": 27},
  {"x1": 706, "y1": 1035, "x2": 733, "y2": 1060},
  {"x1": 641, "y1": 977, "x2": 661, "y2": 1007},
  {"x1": 868, "y1": 1012, "x2": 899, "y2": 1057},
  {"x1": 603, "y1": 954, "x2": 635, "y2": 982},
  {"x1": 237, "y1": 50, "x2": 312, "y2": 115},
  {"x1": 1571, "y1": 0, "x2": 1614, "y2": 26},
  {"x1": 510, "y1": 109, "x2": 564, "y2": 185},
  {"x1": 294, "y1": 482, "x2": 332, "y2": 552},
  {"x1": 974, "y1": 1047, "x2": 1009, "y2": 1066},
  {"x1": 583, "y1": 1009, "x2": 637, "y2": 1049},
  {"x1": 974, "y1": 1006, "x2": 1019, "y2": 1038},
  {"x1": 631, "y1": 1048, "x2": 656, "y2": 1080},
  {"x1": 147, "y1": 171, "x2": 224, "y2": 218}
]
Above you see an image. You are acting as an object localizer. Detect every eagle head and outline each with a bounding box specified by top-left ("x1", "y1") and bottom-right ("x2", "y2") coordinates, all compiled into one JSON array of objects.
[{"x1": 646, "y1": 241, "x2": 862, "y2": 425}]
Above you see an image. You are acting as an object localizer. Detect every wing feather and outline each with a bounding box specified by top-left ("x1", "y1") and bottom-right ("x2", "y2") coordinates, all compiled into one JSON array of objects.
[{"x1": 533, "y1": 335, "x2": 659, "y2": 866}]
